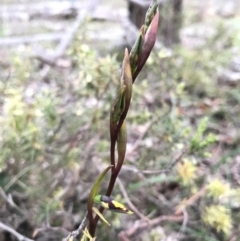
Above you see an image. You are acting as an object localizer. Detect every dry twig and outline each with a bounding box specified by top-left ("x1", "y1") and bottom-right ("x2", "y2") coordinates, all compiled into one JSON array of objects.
[
  {"x1": 175, "y1": 187, "x2": 206, "y2": 215},
  {"x1": 127, "y1": 116, "x2": 159, "y2": 158},
  {"x1": 0, "y1": 222, "x2": 34, "y2": 241},
  {"x1": 5, "y1": 164, "x2": 37, "y2": 191},
  {"x1": 34, "y1": 0, "x2": 101, "y2": 65},
  {"x1": 116, "y1": 178, "x2": 150, "y2": 221},
  {"x1": 0, "y1": 187, "x2": 26, "y2": 216},
  {"x1": 118, "y1": 215, "x2": 183, "y2": 241},
  {"x1": 0, "y1": 33, "x2": 64, "y2": 47},
  {"x1": 122, "y1": 147, "x2": 188, "y2": 175},
  {"x1": 141, "y1": 147, "x2": 188, "y2": 174},
  {"x1": 64, "y1": 211, "x2": 88, "y2": 241}
]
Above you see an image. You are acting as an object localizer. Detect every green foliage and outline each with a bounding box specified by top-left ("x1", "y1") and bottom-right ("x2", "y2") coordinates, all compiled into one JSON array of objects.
[
  {"x1": 1, "y1": 1, "x2": 240, "y2": 241},
  {"x1": 124, "y1": 14, "x2": 240, "y2": 240},
  {"x1": 0, "y1": 37, "x2": 120, "y2": 225},
  {"x1": 87, "y1": 165, "x2": 112, "y2": 223},
  {"x1": 190, "y1": 117, "x2": 217, "y2": 153},
  {"x1": 203, "y1": 205, "x2": 232, "y2": 235},
  {"x1": 92, "y1": 206, "x2": 111, "y2": 226}
]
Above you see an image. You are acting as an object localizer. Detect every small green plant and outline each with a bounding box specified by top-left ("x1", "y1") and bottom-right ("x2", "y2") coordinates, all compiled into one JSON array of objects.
[
  {"x1": 85, "y1": 0, "x2": 160, "y2": 238},
  {"x1": 190, "y1": 117, "x2": 217, "y2": 153}
]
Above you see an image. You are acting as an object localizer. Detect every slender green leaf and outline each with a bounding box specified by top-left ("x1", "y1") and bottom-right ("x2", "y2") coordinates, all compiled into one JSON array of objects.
[
  {"x1": 87, "y1": 165, "x2": 112, "y2": 222},
  {"x1": 92, "y1": 207, "x2": 111, "y2": 226},
  {"x1": 81, "y1": 227, "x2": 96, "y2": 241},
  {"x1": 129, "y1": 175, "x2": 177, "y2": 191}
]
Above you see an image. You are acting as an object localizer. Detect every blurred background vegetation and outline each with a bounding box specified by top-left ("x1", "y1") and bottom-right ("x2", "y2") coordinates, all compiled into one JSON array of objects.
[{"x1": 0, "y1": 0, "x2": 240, "y2": 240}]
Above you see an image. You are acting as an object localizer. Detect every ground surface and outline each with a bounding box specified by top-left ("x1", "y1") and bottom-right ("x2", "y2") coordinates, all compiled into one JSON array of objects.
[{"x1": 1, "y1": 0, "x2": 240, "y2": 241}]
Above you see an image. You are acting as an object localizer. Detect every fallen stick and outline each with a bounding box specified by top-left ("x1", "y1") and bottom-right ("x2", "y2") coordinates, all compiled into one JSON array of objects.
[
  {"x1": 0, "y1": 222, "x2": 34, "y2": 241},
  {"x1": 0, "y1": 3, "x2": 124, "y2": 22},
  {"x1": 0, "y1": 1, "x2": 80, "y2": 14},
  {"x1": 118, "y1": 215, "x2": 183, "y2": 240},
  {"x1": 0, "y1": 8, "x2": 125, "y2": 48},
  {"x1": 0, "y1": 32, "x2": 64, "y2": 47},
  {"x1": 0, "y1": 2, "x2": 80, "y2": 21},
  {"x1": 33, "y1": 0, "x2": 101, "y2": 66}
]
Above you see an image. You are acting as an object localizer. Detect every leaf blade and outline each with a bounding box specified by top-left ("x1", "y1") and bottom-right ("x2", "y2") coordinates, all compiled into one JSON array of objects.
[
  {"x1": 87, "y1": 165, "x2": 113, "y2": 224},
  {"x1": 92, "y1": 207, "x2": 111, "y2": 226}
]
